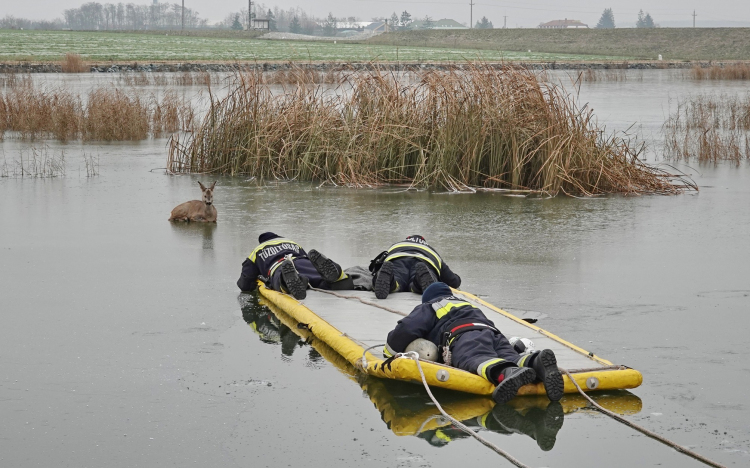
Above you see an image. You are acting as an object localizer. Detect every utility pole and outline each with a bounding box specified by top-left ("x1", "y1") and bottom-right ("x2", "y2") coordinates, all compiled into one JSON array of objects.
[
  {"x1": 503, "y1": 15, "x2": 508, "y2": 29},
  {"x1": 248, "y1": 0, "x2": 252, "y2": 30},
  {"x1": 470, "y1": 0, "x2": 474, "y2": 28},
  {"x1": 181, "y1": 0, "x2": 184, "y2": 30},
  {"x1": 692, "y1": 10, "x2": 697, "y2": 28}
]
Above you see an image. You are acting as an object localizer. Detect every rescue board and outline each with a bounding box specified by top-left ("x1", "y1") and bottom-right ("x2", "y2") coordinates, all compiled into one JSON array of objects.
[
  {"x1": 256, "y1": 294, "x2": 643, "y2": 439},
  {"x1": 257, "y1": 283, "x2": 643, "y2": 397}
]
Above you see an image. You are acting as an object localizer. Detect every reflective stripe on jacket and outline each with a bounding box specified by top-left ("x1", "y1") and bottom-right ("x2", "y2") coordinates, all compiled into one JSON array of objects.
[
  {"x1": 384, "y1": 295, "x2": 495, "y2": 360},
  {"x1": 385, "y1": 240, "x2": 443, "y2": 274},
  {"x1": 237, "y1": 237, "x2": 307, "y2": 292}
]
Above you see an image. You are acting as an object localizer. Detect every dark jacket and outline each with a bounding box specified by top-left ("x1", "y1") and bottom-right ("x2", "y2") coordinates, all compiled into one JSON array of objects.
[
  {"x1": 381, "y1": 236, "x2": 461, "y2": 288},
  {"x1": 237, "y1": 236, "x2": 308, "y2": 292},
  {"x1": 384, "y1": 295, "x2": 494, "y2": 359}
]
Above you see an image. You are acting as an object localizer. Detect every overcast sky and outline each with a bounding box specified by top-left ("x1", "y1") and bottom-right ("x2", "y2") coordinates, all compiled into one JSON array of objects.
[{"x1": 5, "y1": 1, "x2": 750, "y2": 28}]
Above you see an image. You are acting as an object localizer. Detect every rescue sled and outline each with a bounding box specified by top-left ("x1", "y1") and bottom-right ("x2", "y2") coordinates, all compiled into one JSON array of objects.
[
  {"x1": 256, "y1": 294, "x2": 643, "y2": 441},
  {"x1": 257, "y1": 283, "x2": 643, "y2": 397}
]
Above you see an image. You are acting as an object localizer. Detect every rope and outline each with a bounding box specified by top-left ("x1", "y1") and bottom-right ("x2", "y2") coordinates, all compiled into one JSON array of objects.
[
  {"x1": 403, "y1": 351, "x2": 533, "y2": 468},
  {"x1": 358, "y1": 343, "x2": 385, "y2": 370},
  {"x1": 309, "y1": 287, "x2": 407, "y2": 316},
  {"x1": 311, "y1": 288, "x2": 726, "y2": 467},
  {"x1": 561, "y1": 368, "x2": 727, "y2": 468}
]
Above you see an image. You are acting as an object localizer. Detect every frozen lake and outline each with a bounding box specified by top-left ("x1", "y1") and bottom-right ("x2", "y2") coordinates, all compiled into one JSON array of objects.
[{"x1": 1, "y1": 70, "x2": 748, "y2": 467}]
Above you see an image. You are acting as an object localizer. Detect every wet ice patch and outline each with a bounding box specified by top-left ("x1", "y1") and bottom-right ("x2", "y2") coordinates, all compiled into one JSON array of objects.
[{"x1": 230, "y1": 379, "x2": 273, "y2": 387}]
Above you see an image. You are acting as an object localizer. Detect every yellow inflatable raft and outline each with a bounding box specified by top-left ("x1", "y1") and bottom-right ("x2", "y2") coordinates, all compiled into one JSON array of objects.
[{"x1": 257, "y1": 283, "x2": 642, "y2": 398}]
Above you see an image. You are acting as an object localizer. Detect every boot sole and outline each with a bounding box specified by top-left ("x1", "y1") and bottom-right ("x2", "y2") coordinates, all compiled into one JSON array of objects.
[
  {"x1": 543, "y1": 401, "x2": 565, "y2": 432},
  {"x1": 538, "y1": 349, "x2": 564, "y2": 402},
  {"x1": 492, "y1": 367, "x2": 536, "y2": 405},
  {"x1": 536, "y1": 402, "x2": 564, "y2": 451},
  {"x1": 414, "y1": 262, "x2": 437, "y2": 292},
  {"x1": 374, "y1": 261, "x2": 394, "y2": 299},
  {"x1": 308, "y1": 250, "x2": 341, "y2": 283},
  {"x1": 280, "y1": 260, "x2": 307, "y2": 300}
]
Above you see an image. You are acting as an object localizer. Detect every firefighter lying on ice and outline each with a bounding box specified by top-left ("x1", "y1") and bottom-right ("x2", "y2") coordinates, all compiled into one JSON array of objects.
[
  {"x1": 370, "y1": 235, "x2": 461, "y2": 300},
  {"x1": 383, "y1": 282, "x2": 564, "y2": 404},
  {"x1": 237, "y1": 232, "x2": 353, "y2": 300}
]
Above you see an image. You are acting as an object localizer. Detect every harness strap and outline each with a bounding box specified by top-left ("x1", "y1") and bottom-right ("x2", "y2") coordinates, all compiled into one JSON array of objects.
[
  {"x1": 444, "y1": 322, "x2": 499, "y2": 346},
  {"x1": 267, "y1": 253, "x2": 307, "y2": 277},
  {"x1": 440, "y1": 321, "x2": 499, "y2": 366}
]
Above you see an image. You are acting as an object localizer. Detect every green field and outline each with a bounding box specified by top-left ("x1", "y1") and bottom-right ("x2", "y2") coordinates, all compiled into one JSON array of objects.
[
  {"x1": 366, "y1": 28, "x2": 750, "y2": 61},
  {"x1": 0, "y1": 30, "x2": 630, "y2": 63}
]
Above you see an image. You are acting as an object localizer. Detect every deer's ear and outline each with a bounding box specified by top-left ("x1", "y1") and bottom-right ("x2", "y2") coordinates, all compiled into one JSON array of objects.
[
  {"x1": 198, "y1": 181, "x2": 206, "y2": 190},
  {"x1": 210, "y1": 181, "x2": 217, "y2": 190}
]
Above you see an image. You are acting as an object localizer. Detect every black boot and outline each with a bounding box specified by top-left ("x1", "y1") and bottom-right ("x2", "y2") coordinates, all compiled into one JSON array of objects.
[
  {"x1": 490, "y1": 402, "x2": 564, "y2": 451},
  {"x1": 373, "y1": 261, "x2": 394, "y2": 299},
  {"x1": 308, "y1": 249, "x2": 343, "y2": 283},
  {"x1": 414, "y1": 261, "x2": 438, "y2": 292},
  {"x1": 489, "y1": 404, "x2": 535, "y2": 435},
  {"x1": 491, "y1": 366, "x2": 536, "y2": 404},
  {"x1": 529, "y1": 349, "x2": 564, "y2": 402},
  {"x1": 280, "y1": 259, "x2": 308, "y2": 300},
  {"x1": 532, "y1": 401, "x2": 564, "y2": 451}
]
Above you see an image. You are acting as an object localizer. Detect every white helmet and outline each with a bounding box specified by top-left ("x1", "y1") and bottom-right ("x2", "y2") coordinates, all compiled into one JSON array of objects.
[
  {"x1": 405, "y1": 338, "x2": 439, "y2": 362},
  {"x1": 509, "y1": 337, "x2": 535, "y2": 355}
]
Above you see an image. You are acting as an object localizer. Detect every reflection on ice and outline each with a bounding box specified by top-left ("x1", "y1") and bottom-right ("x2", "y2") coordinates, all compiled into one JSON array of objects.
[{"x1": 238, "y1": 292, "x2": 642, "y2": 452}]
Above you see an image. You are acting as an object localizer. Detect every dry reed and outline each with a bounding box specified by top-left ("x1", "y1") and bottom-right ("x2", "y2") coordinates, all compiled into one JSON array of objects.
[
  {"x1": 168, "y1": 65, "x2": 693, "y2": 195},
  {"x1": 83, "y1": 153, "x2": 99, "y2": 177},
  {"x1": 116, "y1": 71, "x2": 219, "y2": 87},
  {"x1": 60, "y1": 53, "x2": 88, "y2": 73},
  {"x1": 260, "y1": 69, "x2": 343, "y2": 85},
  {"x1": 0, "y1": 83, "x2": 82, "y2": 140},
  {"x1": 663, "y1": 93, "x2": 750, "y2": 163},
  {"x1": 578, "y1": 68, "x2": 632, "y2": 82},
  {"x1": 0, "y1": 82, "x2": 195, "y2": 140},
  {"x1": 0, "y1": 145, "x2": 65, "y2": 178},
  {"x1": 1, "y1": 72, "x2": 33, "y2": 88},
  {"x1": 689, "y1": 63, "x2": 750, "y2": 80},
  {"x1": 84, "y1": 88, "x2": 150, "y2": 140}
]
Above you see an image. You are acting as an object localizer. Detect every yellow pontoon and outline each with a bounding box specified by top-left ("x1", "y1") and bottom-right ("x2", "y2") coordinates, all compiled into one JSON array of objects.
[{"x1": 258, "y1": 283, "x2": 643, "y2": 397}]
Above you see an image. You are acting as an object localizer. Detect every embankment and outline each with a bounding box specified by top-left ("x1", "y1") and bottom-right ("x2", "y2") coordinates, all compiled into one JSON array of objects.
[
  {"x1": 365, "y1": 28, "x2": 750, "y2": 61},
  {"x1": 0, "y1": 60, "x2": 746, "y2": 74}
]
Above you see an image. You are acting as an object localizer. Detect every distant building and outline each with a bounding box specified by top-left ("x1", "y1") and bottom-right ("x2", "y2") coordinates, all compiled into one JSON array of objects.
[
  {"x1": 337, "y1": 21, "x2": 371, "y2": 30},
  {"x1": 409, "y1": 18, "x2": 468, "y2": 30},
  {"x1": 538, "y1": 19, "x2": 588, "y2": 29},
  {"x1": 365, "y1": 22, "x2": 387, "y2": 33},
  {"x1": 249, "y1": 18, "x2": 270, "y2": 30}
]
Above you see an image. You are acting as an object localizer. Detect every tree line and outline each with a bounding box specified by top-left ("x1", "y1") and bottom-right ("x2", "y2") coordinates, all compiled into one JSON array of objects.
[{"x1": 596, "y1": 8, "x2": 657, "y2": 28}]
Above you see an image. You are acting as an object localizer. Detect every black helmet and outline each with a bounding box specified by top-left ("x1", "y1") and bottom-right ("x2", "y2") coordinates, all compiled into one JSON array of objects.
[{"x1": 258, "y1": 232, "x2": 281, "y2": 243}]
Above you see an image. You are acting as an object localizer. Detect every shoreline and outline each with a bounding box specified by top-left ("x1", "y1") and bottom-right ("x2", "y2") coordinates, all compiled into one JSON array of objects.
[{"x1": 1, "y1": 60, "x2": 747, "y2": 74}]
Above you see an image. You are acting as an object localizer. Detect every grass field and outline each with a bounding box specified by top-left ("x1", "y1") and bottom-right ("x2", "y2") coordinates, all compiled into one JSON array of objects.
[
  {"x1": 0, "y1": 30, "x2": 630, "y2": 63},
  {"x1": 366, "y1": 28, "x2": 750, "y2": 61}
]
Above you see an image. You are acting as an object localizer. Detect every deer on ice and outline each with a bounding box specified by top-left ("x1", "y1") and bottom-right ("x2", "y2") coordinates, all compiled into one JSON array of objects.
[{"x1": 169, "y1": 181, "x2": 217, "y2": 223}]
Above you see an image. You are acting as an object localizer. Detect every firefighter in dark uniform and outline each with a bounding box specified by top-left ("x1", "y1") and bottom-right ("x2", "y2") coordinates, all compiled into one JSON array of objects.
[
  {"x1": 370, "y1": 235, "x2": 461, "y2": 300},
  {"x1": 237, "y1": 232, "x2": 353, "y2": 300},
  {"x1": 383, "y1": 282, "x2": 564, "y2": 404}
]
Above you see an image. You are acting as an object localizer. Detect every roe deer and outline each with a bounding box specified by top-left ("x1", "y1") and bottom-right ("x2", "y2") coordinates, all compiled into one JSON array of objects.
[{"x1": 169, "y1": 181, "x2": 218, "y2": 222}]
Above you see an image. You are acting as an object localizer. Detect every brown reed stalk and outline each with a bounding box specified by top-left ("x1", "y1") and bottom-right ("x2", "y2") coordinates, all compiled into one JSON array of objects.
[
  {"x1": 168, "y1": 65, "x2": 692, "y2": 195},
  {"x1": 0, "y1": 83, "x2": 82, "y2": 140},
  {"x1": 261, "y1": 68, "x2": 343, "y2": 85},
  {"x1": 578, "y1": 68, "x2": 630, "y2": 82},
  {"x1": 60, "y1": 53, "x2": 88, "y2": 73},
  {"x1": 689, "y1": 63, "x2": 750, "y2": 80},
  {"x1": 663, "y1": 93, "x2": 750, "y2": 163},
  {"x1": 84, "y1": 88, "x2": 150, "y2": 140},
  {"x1": 1, "y1": 80, "x2": 196, "y2": 141},
  {"x1": 151, "y1": 90, "x2": 194, "y2": 136},
  {"x1": 0, "y1": 71, "x2": 32, "y2": 88}
]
